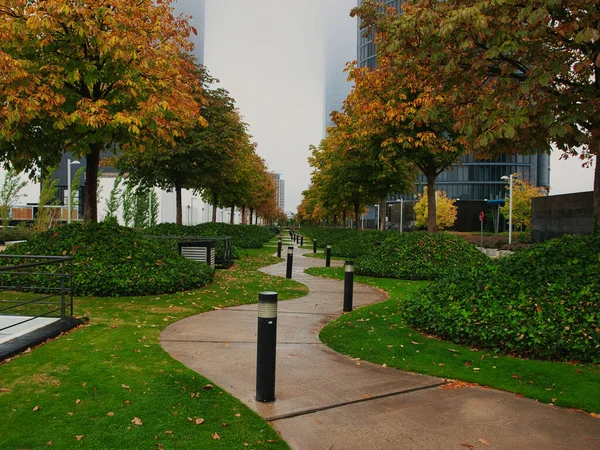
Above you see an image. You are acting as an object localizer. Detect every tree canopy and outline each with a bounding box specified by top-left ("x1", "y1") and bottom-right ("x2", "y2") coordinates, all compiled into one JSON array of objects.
[
  {"x1": 353, "y1": 0, "x2": 599, "y2": 229},
  {"x1": 0, "y1": 0, "x2": 205, "y2": 222}
]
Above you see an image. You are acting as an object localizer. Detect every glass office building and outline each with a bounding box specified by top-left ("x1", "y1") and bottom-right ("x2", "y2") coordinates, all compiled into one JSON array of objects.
[{"x1": 357, "y1": 0, "x2": 550, "y2": 201}]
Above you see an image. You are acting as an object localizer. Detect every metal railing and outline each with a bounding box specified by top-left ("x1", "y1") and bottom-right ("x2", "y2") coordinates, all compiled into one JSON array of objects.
[{"x1": 0, "y1": 255, "x2": 74, "y2": 334}]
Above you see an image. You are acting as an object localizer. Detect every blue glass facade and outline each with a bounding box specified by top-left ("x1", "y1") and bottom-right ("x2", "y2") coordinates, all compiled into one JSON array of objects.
[{"x1": 357, "y1": 0, "x2": 550, "y2": 200}]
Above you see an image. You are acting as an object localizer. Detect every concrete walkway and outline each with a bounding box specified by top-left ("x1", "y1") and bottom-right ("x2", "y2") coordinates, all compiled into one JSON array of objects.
[{"x1": 161, "y1": 241, "x2": 600, "y2": 449}]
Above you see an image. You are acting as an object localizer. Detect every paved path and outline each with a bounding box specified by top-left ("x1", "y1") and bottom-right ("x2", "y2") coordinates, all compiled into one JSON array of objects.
[{"x1": 161, "y1": 241, "x2": 600, "y2": 449}]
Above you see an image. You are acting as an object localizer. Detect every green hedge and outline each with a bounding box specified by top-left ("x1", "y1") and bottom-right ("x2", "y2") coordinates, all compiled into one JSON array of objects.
[
  {"x1": 355, "y1": 232, "x2": 489, "y2": 280},
  {"x1": 0, "y1": 225, "x2": 34, "y2": 244},
  {"x1": 300, "y1": 227, "x2": 390, "y2": 259},
  {"x1": 404, "y1": 234, "x2": 600, "y2": 362},
  {"x1": 146, "y1": 223, "x2": 275, "y2": 249},
  {"x1": 1, "y1": 222, "x2": 214, "y2": 297}
]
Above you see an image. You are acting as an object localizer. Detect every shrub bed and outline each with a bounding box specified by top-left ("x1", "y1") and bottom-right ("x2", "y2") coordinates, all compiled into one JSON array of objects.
[
  {"x1": 404, "y1": 234, "x2": 600, "y2": 362},
  {"x1": 0, "y1": 225, "x2": 34, "y2": 244},
  {"x1": 1, "y1": 222, "x2": 214, "y2": 297},
  {"x1": 356, "y1": 232, "x2": 490, "y2": 280},
  {"x1": 146, "y1": 223, "x2": 274, "y2": 249},
  {"x1": 300, "y1": 227, "x2": 391, "y2": 259}
]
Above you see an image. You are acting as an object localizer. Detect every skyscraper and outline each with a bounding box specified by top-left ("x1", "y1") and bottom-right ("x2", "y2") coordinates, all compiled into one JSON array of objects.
[
  {"x1": 270, "y1": 173, "x2": 286, "y2": 212},
  {"x1": 356, "y1": 0, "x2": 550, "y2": 201},
  {"x1": 323, "y1": 1, "x2": 358, "y2": 135}
]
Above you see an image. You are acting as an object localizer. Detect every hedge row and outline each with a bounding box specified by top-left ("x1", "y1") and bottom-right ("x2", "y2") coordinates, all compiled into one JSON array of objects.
[
  {"x1": 1, "y1": 222, "x2": 214, "y2": 297},
  {"x1": 404, "y1": 234, "x2": 600, "y2": 362},
  {"x1": 146, "y1": 223, "x2": 275, "y2": 249}
]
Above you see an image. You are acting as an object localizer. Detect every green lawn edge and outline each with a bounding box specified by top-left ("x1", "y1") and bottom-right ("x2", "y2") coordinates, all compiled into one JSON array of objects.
[
  {"x1": 306, "y1": 266, "x2": 600, "y2": 415},
  {"x1": 0, "y1": 245, "x2": 307, "y2": 449}
]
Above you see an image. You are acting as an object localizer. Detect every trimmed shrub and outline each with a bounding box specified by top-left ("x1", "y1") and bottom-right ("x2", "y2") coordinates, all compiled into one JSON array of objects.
[
  {"x1": 404, "y1": 234, "x2": 600, "y2": 362},
  {"x1": 356, "y1": 232, "x2": 490, "y2": 280},
  {"x1": 146, "y1": 223, "x2": 274, "y2": 249},
  {"x1": 1, "y1": 222, "x2": 214, "y2": 297},
  {"x1": 0, "y1": 225, "x2": 34, "y2": 244}
]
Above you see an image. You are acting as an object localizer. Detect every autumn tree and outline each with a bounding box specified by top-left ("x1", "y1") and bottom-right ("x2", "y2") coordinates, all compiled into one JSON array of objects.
[
  {"x1": 349, "y1": 6, "x2": 468, "y2": 232},
  {"x1": 119, "y1": 67, "x2": 247, "y2": 225},
  {"x1": 499, "y1": 174, "x2": 547, "y2": 230},
  {"x1": 354, "y1": 0, "x2": 600, "y2": 229},
  {"x1": 414, "y1": 189, "x2": 457, "y2": 230},
  {"x1": 0, "y1": 0, "x2": 205, "y2": 222}
]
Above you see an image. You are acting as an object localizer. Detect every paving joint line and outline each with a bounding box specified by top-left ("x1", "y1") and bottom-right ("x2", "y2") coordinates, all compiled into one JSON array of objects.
[
  {"x1": 265, "y1": 382, "x2": 447, "y2": 422},
  {"x1": 161, "y1": 339, "x2": 325, "y2": 345}
]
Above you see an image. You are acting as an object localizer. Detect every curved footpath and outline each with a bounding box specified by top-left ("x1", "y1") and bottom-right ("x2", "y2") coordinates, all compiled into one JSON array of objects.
[{"x1": 161, "y1": 240, "x2": 600, "y2": 449}]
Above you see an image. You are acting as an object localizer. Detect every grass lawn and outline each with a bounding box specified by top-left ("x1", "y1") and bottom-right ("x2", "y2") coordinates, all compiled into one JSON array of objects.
[
  {"x1": 307, "y1": 267, "x2": 600, "y2": 415},
  {"x1": 0, "y1": 247, "x2": 307, "y2": 449}
]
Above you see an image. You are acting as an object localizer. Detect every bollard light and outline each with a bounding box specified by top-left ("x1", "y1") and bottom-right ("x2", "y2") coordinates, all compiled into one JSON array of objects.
[
  {"x1": 300, "y1": 235, "x2": 304, "y2": 246},
  {"x1": 256, "y1": 291, "x2": 277, "y2": 402},
  {"x1": 277, "y1": 238, "x2": 282, "y2": 258},
  {"x1": 313, "y1": 239, "x2": 317, "y2": 253},
  {"x1": 325, "y1": 244, "x2": 332, "y2": 268},
  {"x1": 286, "y1": 246, "x2": 294, "y2": 279},
  {"x1": 343, "y1": 261, "x2": 354, "y2": 312}
]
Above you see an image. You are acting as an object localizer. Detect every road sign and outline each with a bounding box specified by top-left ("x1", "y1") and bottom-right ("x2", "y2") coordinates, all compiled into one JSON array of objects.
[{"x1": 479, "y1": 211, "x2": 485, "y2": 222}]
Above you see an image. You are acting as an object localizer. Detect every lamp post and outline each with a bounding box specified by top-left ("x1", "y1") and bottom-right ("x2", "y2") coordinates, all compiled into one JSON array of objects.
[
  {"x1": 375, "y1": 204, "x2": 380, "y2": 231},
  {"x1": 501, "y1": 175, "x2": 513, "y2": 245},
  {"x1": 67, "y1": 158, "x2": 80, "y2": 223}
]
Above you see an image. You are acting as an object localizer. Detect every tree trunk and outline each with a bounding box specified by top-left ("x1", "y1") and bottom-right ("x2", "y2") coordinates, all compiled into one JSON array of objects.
[
  {"x1": 354, "y1": 202, "x2": 360, "y2": 231},
  {"x1": 342, "y1": 209, "x2": 347, "y2": 228},
  {"x1": 175, "y1": 184, "x2": 182, "y2": 225},
  {"x1": 212, "y1": 193, "x2": 218, "y2": 223},
  {"x1": 426, "y1": 173, "x2": 438, "y2": 233},
  {"x1": 241, "y1": 204, "x2": 246, "y2": 225},
  {"x1": 230, "y1": 205, "x2": 235, "y2": 224},
  {"x1": 83, "y1": 143, "x2": 101, "y2": 223},
  {"x1": 249, "y1": 207, "x2": 254, "y2": 224},
  {"x1": 379, "y1": 196, "x2": 387, "y2": 231}
]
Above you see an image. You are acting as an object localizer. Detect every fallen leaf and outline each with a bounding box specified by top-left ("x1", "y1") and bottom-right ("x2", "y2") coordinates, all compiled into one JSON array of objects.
[
  {"x1": 315, "y1": 419, "x2": 323, "y2": 425},
  {"x1": 107, "y1": 412, "x2": 115, "y2": 417},
  {"x1": 235, "y1": 413, "x2": 241, "y2": 417},
  {"x1": 515, "y1": 393, "x2": 525, "y2": 398},
  {"x1": 212, "y1": 432, "x2": 221, "y2": 440},
  {"x1": 512, "y1": 374, "x2": 520, "y2": 379},
  {"x1": 122, "y1": 384, "x2": 130, "y2": 389},
  {"x1": 47, "y1": 441, "x2": 53, "y2": 446},
  {"x1": 363, "y1": 393, "x2": 372, "y2": 399},
  {"x1": 222, "y1": 423, "x2": 228, "y2": 428},
  {"x1": 410, "y1": 341, "x2": 422, "y2": 345},
  {"x1": 67, "y1": 412, "x2": 74, "y2": 416},
  {"x1": 195, "y1": 418, "x2": 205, "y2": 425},
  {"x1": 33, "y1": 405, "x2": 40, "y2": 411},
  {"x1": 155, "y1": 444, "x2": 164, "y2": 450},
  {"x1": 203, "y1": 384, "x2": 214, "y2": 390},
  {"x1": 0, "y1": 388, "x2": 11, "y2": 393},
  {"x1": 132, "y1": 417, "x2": 143, "y2": 426},
  {"x1": 478, "y1": 438, "x2": 490, "y2": 446},
  {"x1": 75, "y1": 436, "x2": 84, "y2": 441},
  {"x1": 164, "y1": 430, "x2": 173, "y2": 435},
  {"x1": 460, "y1": 444, "x2": 474, "y2": 449},
  {"x1": 75, "y1": 399, "x2": 81, "y2": 405}
]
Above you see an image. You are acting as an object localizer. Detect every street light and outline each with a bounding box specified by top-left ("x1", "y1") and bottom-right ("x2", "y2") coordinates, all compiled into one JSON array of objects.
[
  {"x1": 67, "y1": 158, "x2": 80, "y2": 223},
  {"x1": 501, "y1": 174, "x2": 513, "y2": 245}
]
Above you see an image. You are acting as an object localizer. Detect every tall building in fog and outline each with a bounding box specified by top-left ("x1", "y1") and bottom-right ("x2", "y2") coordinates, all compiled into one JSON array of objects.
[
  {"x1": 323, "y1": 1, "x2": 357, "y2": 136},
  {"x1": 270, "y1": 173, "x2": 285, "y2": 212},
  {"x1": 356, "y1": 0, "x2": 550, "y2": 200}
]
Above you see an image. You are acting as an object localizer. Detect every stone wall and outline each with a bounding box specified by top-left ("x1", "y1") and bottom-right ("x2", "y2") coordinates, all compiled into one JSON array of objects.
[{"x1": 531, "y1": 191, "x2": 593, "y2": 243}]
